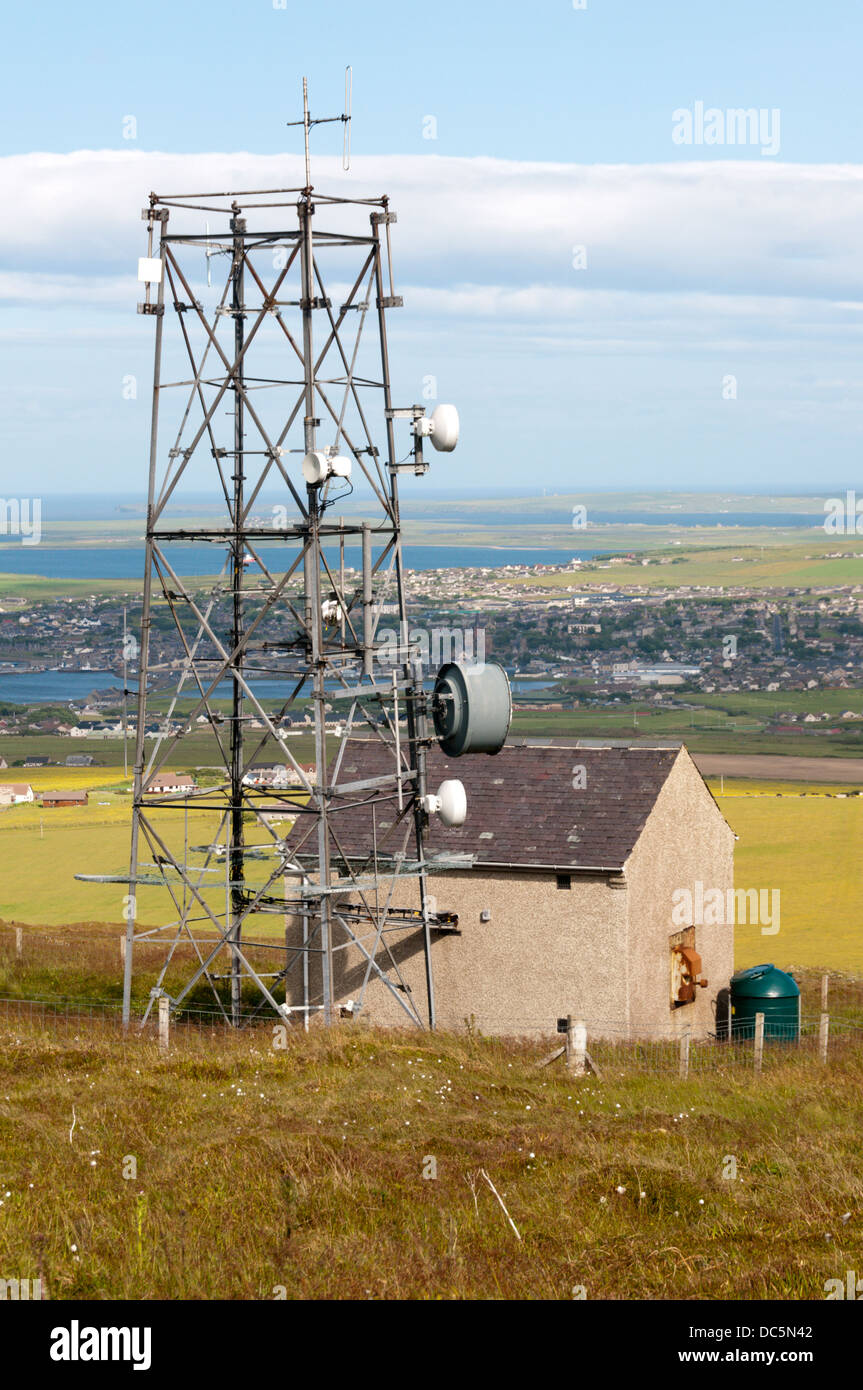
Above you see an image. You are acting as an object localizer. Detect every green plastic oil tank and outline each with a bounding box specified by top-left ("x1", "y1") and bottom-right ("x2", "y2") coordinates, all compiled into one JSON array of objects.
[{"x1": 729, "y1": 963, "x2": 800, "y2": 1041}]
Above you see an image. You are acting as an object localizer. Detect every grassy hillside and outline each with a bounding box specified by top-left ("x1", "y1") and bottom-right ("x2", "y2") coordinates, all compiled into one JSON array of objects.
[{"x1": 0, "y1": 1022, "x2": 860, "y2": 1300}]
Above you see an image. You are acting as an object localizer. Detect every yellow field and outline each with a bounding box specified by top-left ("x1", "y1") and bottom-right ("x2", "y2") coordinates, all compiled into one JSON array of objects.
[
  {"x1": 0, "y1": 768, "x2": 289, "y2": 930},
  {"x1": 5, "y1": 766, "x2": 133, "y2": 791},
  {"x1": 712, "y1": 781, "x2": 863, "y2": 974},
  {"x1": 1, "y1": 773, "x2": 861, "y2": 974}
]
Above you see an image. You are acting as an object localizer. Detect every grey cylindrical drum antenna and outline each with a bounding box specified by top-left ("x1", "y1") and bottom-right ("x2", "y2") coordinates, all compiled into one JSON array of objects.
[{"x1": 432, "y1": 662, "x2": 512, "y2": 756}]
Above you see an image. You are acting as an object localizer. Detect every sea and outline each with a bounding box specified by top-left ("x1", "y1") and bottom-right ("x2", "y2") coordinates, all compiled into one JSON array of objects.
[
  {"x1": 0, "y1": 670, "x2": 557, "y2": 705},
  {"x1": 0, "y1": 543, "x2": 596, "y2": 580}
]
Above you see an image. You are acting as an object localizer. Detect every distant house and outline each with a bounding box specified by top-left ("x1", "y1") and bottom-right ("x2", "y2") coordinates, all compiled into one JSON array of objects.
[
  {"x1": 0, "y1": 783, "x2": 35, "y2": 806},
  {"x1": 22, "y1": 754, "x2": 51, "y2": 767},
  {"x1": 277, "y1": 763, "x2": 316, "y2": 787},
  {"x1": 284, "y1": 744, "x2": 734, "y2": 1041},
  {"x1": 41, "y1": 790, "x2": 89, "y2": 808},
  {"x1": 242, "y1": 762, "x2": 288, "y2": 789},
  {"x1": 144, "y1": 772, "x2": 197, "y2": 795},
  {"x1": 65, "y1": 753, "x2": 98, "y2": 766},
  {"x1": 0, "y1": 756, "x2": 7, "y2": 770}
]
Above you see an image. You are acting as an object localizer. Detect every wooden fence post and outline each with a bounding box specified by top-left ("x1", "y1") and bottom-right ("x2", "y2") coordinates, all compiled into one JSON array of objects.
[
  {"x1": 819, "y1": 1011, "x2": 829, "y2": 1064},
  {"x1": 158, "y1": 996, "x2": 170, "y2": 1052},
  {"x1": 754, "y1": 1012, "x2": 765, "y2": 1074},
  {"x1": 821, "y1": 973, "x2": 829, "y2": 1013},
  {"x1": 15, "y1": 926, "x2": 23, "y2": 963},
  {"x1": 568, "y1": 1018, "x2": 587, "y2": 1075},
  {"x1": 679, "y1": 1029, "x2": 690, "y2": 1080}
]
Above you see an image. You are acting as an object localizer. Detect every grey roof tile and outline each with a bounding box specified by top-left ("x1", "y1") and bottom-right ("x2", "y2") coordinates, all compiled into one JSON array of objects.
[{"x1": 299, "y1": 742, "x2": 682, "y2": 872}]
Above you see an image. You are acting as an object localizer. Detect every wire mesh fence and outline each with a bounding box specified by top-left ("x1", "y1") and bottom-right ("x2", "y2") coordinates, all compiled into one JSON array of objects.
[
  {"x1": 584, "y1": 1020, "x2": 863, "y2": 1077},
  {"x1": 0, "y1": 994, "x2": 278, "y2": 1050},
  {"x1": 1, "y1": 990, "x2": 862, "y2": 1079},
  {"x1": 2, "y1": 925, "x2": 863, "y2": 1073}
]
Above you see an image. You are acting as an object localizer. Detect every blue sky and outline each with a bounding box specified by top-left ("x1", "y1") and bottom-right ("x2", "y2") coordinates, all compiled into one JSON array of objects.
[
  {"x1": 3, "y1": 0, "x2": 862, "y2": 164},
  {"x1": 2, "y1": 0, "x2": 862, "y2": 497}
]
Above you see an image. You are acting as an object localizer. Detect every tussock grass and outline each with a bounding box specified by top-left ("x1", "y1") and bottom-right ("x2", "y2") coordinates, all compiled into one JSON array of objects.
[{"x1": 0, "y1": 1021, "x2": 861, "y2": 1300}]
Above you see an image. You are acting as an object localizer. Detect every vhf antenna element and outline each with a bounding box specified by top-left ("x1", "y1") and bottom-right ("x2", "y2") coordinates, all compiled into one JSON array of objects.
[{"x1": 287, "y1": 67, "x2": 352, "y2": 188}]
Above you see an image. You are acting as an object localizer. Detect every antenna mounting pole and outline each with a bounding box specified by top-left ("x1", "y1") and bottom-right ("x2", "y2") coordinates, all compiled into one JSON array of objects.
[
  {"x1": 302, "y1": 76, "x2": 312, "y2": 190},
  {"x1": 287, "y1": 73, "x2": 353, "y2": 190}
]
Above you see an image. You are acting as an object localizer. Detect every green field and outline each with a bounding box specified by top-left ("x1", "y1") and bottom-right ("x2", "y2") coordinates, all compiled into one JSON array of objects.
[
  {"x1": 505, "y1": 537, "x2": 863, "y2": 590},
  {"x1": 0, "y1": 730, "x2": 317, "y2": 768},
  {"x1": 510, "y1": 690, "x2": 863, "y2": 759},
  {"x1": 0, "y1": 767, "x2": 300, "y2": 943}
]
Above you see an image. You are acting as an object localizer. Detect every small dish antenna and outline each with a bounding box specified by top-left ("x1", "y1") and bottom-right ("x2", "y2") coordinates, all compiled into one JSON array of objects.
[
  {"x1": 422, "y1": 779, "x2": 468, "y2": 828},
  {"x1": 416, "y1": 403, "x2": 459, "y2": 453},
  {"x1": 302, "y1": 450, "x2": 352, "y2": 485},
  {"x1": 386, "y1": 402, "x2": 460, "y2": 473}
]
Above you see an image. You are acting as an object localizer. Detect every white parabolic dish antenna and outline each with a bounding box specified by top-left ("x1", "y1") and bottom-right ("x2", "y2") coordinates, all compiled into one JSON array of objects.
[
  {"x1": 436, "y1": 778, "x2": 467, "y2": 828},
  {"x1": 416, "y1": 404, "x2": 459, "y2": 453},
  {"x1": 302, "y1": 450, "x2": 352, "y2": 484},
  {"x1": 429, "y1": 404, "x2": 459, "y2": 452},
  {"x1": 302, "y1": 450, "x2": 329, "y2": 484}
]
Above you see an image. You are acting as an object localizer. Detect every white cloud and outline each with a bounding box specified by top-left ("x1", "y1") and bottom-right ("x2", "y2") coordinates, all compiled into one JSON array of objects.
[
  {"x1": 2, "y1": 150, "x2": 863, "y2": 305},
  {"x1": 4, "y1": 272, "x2": 862, "y2": 363},
  {"x1": 4, "y1": 151, "x2": 863, "y2": 493},
  {"x1": 0, "y1": 271, "x2": 134, "y2": 305}
]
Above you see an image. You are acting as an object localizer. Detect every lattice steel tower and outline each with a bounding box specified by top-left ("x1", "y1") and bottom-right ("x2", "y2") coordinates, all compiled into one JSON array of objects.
[{"x1": 97, "y1": 80, "x2": 510, "y2": 1032}]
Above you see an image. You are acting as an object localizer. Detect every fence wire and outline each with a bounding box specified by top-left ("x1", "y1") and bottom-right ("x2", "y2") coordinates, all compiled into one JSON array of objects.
[
  {"x1": 3, "y1": 926, "x2": 863, "y2": 1071},
  {"x1": 0, "y1": 992, "x2": 862, "y2": 1077}
]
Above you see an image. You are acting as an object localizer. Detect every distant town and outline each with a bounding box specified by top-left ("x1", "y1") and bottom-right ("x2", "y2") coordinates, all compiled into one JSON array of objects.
[{"x1": 1, "y1": 553, "x2": 862, "y2": 748}]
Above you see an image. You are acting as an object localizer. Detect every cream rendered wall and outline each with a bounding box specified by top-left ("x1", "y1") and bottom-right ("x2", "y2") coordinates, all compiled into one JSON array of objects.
[
  {"x1": 283, "y1": 747, "x2": 733, "y2": 1040},
  {"x1": 623, "y1": 748, "x2": 735, "y2": 1039},
  {"x1": 285, "y1": 868, "x2": 627, "y2": 1037}
]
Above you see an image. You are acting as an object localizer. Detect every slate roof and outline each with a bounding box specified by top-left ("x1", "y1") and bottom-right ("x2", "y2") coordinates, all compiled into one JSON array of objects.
[{"x1": 308, "y1": 742, "x2": 683, "y2": 873}]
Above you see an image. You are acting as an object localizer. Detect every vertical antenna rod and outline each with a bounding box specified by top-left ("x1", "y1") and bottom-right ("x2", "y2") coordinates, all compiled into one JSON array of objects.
[
  {"x1": 287, "y1": 73, "x2": 353, "y2": 190},
  {"x1": 302, "y1": 77, "x2": 312, "y2": 189}
]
